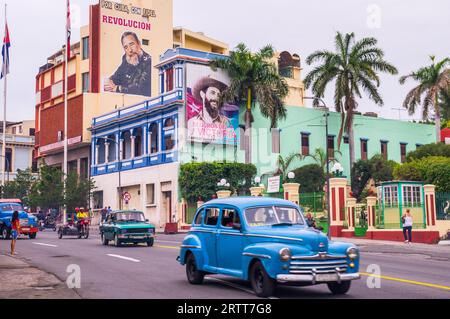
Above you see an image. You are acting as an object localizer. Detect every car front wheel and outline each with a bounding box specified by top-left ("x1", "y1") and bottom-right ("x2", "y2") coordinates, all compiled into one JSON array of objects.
[
  {"x1": 250, "y1": 261, "x2": 276, "y2": 298},
  {"x1": 101, "y1": 233, "x2": 109, "y2": 246},
  {"x1": 186, "y1": 253, "x2": 205, "y2": 285},
  {"x1": 147, "y1": 238, "x2": 154, "y2": 247},
  {"x1": 114, "y1": 234, "x2": 122, "y2": 247},
  {"x1": 1, "y1": 226, "x2": 11, "y2": 240},
  {"x1": 327, "y1": 281, "x2": 352, "y2": 295}
]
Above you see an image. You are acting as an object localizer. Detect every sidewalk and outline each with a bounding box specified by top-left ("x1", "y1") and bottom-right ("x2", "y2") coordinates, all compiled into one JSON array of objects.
[
  {"x1": 337, "y1": 237, "x2": 450, "y2": 261},
  {"x1": 0, "y1": 254, "x2": 80, "y2": 299}
]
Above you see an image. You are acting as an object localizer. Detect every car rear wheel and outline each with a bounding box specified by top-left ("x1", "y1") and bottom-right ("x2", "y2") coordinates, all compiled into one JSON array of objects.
[
  {"x1": 1, "y1": 226, "x2": 11, "y2": 240},
  {"x1": 114, "y1": 234, "x2": 122, "y2": 247},
  {"x1": 101, "y1": 233, "x2": 109, "y2": 246},
  {"x1": 186, "y1": 253, "x2": 205, "y2": 285},
  {"x1": 327, "y1": 281, "x2": 352, "y2": 295},
  {"x1": 250, "y1": 261, "x2": 276, "y2": 298},
  {"x1": 29, "y1": 233, "x2": 37, "y2": 239}
]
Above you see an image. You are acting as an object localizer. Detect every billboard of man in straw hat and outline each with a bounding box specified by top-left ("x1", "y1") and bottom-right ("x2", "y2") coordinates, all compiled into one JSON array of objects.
[{"x1": 187, "y1": 73, "x2": 238, "y2": 143}]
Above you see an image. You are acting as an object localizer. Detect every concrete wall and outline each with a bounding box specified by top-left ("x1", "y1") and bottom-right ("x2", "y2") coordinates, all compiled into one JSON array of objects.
[{"x1": 93, "y1": 162, "x2": 179, "y2": 229}]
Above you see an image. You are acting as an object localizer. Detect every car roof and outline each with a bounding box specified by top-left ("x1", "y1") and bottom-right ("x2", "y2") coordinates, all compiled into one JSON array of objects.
[
  {"x1": 202, "y1": 197, "x2": 299, "y2": 210},
  {"x1": 112, "y1": 210, "x2": 144, "y2": 214}
]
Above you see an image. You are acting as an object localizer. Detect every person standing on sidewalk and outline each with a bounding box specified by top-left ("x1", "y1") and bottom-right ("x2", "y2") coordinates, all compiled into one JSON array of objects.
[
  {"x1": 402, "y1": 209, "x2": 413, "y2": 243},
  {"x1": 10, "y1": 211, "x2": 20, "y2": 256}
]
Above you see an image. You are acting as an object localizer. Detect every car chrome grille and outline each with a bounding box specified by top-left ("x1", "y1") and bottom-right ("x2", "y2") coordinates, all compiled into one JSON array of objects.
[
  {"x1": 289, "y1": 259, "x2": 349, "y2": 275},
  {"x1": 126, "y1": 228, "x2": 148, "y2": 234}
]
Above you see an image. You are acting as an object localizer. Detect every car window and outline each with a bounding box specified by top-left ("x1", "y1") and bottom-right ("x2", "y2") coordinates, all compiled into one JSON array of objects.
[
  {"x1": 204, "y1": 208, "x2": 220, "y2": 226},
  {"x1": 194, "y1": 209, "x2": 203, "y2": 226},
  {"x1": 221, "y1": 208, "x2": 240, "y2": 228},
  {"x1": 245, "y1": 206, "x2": 304, "y2": 227}
]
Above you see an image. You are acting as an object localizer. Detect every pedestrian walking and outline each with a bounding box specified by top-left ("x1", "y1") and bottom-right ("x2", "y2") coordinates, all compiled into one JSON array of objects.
[
  {"x1": 402, "y1": 209, "x2": 413, "y2": 243},
  {"x1": 10, "y1": 211, "x2": 20, "y2": 256},
  {"x1": 101, "y1": 207, "x2": 108, "y2": 223}
]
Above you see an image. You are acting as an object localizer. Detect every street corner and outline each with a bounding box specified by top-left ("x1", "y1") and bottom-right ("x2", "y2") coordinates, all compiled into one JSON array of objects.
[{"x1": 0, "y1": 253, "x2": 80, "y2": 299}]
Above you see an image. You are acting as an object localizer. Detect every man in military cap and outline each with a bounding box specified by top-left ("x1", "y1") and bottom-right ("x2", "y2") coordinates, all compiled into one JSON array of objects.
[
  {"x1": 104, "y1": 31, "x2": 152, "y2": 97},
  {"x1": 187, "y1": 76, "x2": 231, "y2": 142}
]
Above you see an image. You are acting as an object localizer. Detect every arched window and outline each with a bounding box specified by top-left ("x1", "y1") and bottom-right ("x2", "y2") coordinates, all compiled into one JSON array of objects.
[
  {"x1": 149, "y1": 123, "x2": 159, "y2": 154},
  {"x1": 164, "y1": 118, "x2": 175, "y2": 151},
  {"x1": 107, "y1": 135, "x2": 116, "y2": 162},
  {"x1": 97, "y1": 139, "x2": 106, "y2": 164},
  {"x1": 122, "y1": 131, "x2": 132, "y2": 160},
  {"x1": 134, "y1": 128, "x2": 143, "y2": 157}
]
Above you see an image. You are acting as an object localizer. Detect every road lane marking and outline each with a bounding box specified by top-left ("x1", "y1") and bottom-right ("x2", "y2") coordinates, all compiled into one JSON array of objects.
[
  {"x1": 155, "y1": 245, "x2": 179, "y2": 250},
  {"x1": 157, "y1": 240, "x2": 182, "y2": 244},
  {"x1": 107, "y1": 254, "x2": 141, "y2": 263},
  {"x1": 32, "y1": 243, "x2": 58, "y2": 248},
  {"x1": 207, "y1": 277, "x2": 279, "y2": 299},
  {"x1": 360, "y1": 272, "x2": 450, "y2": 291}
]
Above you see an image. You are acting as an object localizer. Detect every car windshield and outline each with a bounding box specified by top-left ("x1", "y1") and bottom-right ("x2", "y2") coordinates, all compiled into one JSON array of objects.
[
  {"x1": 115, "y1": 212, "x2": 145, "y2": 222},
  {"x1": 0, "y1": 203, "x2": 23, "y2": 212},
  {"x1": 244, "y1": 206, "x2": 305, "y2": 227}
]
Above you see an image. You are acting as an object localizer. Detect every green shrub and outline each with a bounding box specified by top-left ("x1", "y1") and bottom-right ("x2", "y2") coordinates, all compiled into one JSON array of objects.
[
  {"x1": 293, "y1": 164, "x2": 325, "y2": 193},
  {"x1": 406, "y1": 143, "x2": 450, "y2": 162},
  {"x1": 179, "y1": 162, "x2": 257, "y2": 203}
]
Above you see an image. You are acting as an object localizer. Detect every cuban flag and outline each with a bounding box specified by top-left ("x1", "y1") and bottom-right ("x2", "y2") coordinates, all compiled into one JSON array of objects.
[
  {"x1": 1, "y1": 23, "x2": 10, "y2": 79},
  {"x1": 67, "y1": 0, "x2": 71, "y2": 60}
]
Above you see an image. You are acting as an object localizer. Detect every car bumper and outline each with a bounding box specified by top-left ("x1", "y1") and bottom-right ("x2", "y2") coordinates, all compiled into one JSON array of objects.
[
  {"x1": 117, "y1": 234, "x2": 154, "y2": 242},
  {"x1": 19, "y1": 227, "x2": 38, "y2": 234},
  {"x1": 277, "y1": 273, "x2": 360, "y2": 284}
]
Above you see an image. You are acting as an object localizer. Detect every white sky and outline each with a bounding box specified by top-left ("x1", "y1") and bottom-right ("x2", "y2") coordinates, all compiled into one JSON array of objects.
[{"x1": 0, "y1": 0, "x2": 449, "y2": 122}]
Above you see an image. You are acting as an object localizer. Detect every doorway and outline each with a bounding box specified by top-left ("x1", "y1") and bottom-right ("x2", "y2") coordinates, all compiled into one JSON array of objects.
[{"x1": 162, "y1": 191, "x2": 173, "y2": 224}]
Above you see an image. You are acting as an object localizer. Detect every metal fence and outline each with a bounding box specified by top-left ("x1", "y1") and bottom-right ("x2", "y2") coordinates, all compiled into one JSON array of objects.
[{"x1": 436, "y1": 192, "x2": 450, "y2": 220}]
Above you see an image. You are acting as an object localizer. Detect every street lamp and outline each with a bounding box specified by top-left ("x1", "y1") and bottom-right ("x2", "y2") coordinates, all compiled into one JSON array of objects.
[
  {"x1": 304, "y1": 97, "x2": 332, "y2": 240},
  {"x1": 103, "y1": 137, "x2": 123, "y2": 210}
]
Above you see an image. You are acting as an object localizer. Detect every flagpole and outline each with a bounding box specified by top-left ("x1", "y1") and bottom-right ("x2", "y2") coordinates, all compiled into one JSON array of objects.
[
  {"x1": 2, "y1": 4, "x2": 7, "y2": 190},
  {"x1": 63, "y1": 0, "x2": 69, "y2": 224}
]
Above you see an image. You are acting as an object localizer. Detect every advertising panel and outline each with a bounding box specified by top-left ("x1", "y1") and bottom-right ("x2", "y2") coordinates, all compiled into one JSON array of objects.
[
  {"x1": 186, "y1": 63, "x2": 240, "y2": 145},
  {"x1": 99, "y1": 0, "x2": 172, "y2": 98}
]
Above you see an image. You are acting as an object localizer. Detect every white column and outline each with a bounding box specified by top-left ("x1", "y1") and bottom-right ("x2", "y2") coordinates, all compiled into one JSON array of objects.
[
  {"x1": 115, "y1": 134, "x2": 120, "y2": 162},
  {"x1": 131, "y1": 136, "x2": 136, "y2": 160},
  {"x1": 158, "y1": 122, "x2": 162, "y2": 153},
  {"x1": 95, "y1": 144, "x2": 100, "y2": 165},
  {"x1": 143, "y1": 126, "x2": 148, "y2": 156},
  {"x1": 119, "y1": 139, "x2": 124, "y2": 161}
]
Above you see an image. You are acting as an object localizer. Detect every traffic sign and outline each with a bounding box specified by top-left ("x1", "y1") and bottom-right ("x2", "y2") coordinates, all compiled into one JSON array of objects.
[{"x1": 123, "y1": 192, "x2": 132, "y2": 202}]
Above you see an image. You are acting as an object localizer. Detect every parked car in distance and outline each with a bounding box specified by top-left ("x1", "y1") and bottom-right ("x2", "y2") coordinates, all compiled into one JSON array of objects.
[
  {"x1": 99, "y1": 210, "x2": 156, "y2": 247},
  {"x1": 177, "y1": 197, "x2": 360, "y2": 297},
  {"x1": 0, "y1": 199, "x2": 38, "y2": 240}
]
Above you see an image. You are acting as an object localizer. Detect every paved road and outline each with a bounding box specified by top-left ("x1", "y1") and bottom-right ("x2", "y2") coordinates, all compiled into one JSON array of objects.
[{"x1": 1, "y1": 231, "x2": 449, "y2": 299}]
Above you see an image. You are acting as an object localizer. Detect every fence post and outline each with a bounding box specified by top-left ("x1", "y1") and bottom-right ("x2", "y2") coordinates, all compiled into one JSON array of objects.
[
  {"x1": 346, "y1": 197, "x2": 357, "y2": 231},
  {"x1": 424, "y1": 185, "x2": 437, "y2": 229},
  {"x1": 283, "y1": 183, "x2": 300, "y2": 205},
  {"x1": 366, "y1": 196, "x2": 377, "y2": 231},
  {"x1": 329, "y1": 178, "x2": 347, "y2": 237},
  {"x1": 250, "y1": 186, "x2": 264, "y2": 197}
]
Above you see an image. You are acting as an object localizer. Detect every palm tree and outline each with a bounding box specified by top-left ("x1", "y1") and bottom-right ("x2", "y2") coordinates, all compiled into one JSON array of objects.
[
  {"x1": 210, "y1": 43, "x2": 289, "y2": 163},
  {"x1": 440, "y1": 89, "x2": 450, "y2": 125},
  {"x1": 306, "y1": 148, "x2": 342, "y2": 172},
  {"x1": 275, "y1": 153, "x2": 303, "y2": 181},
  {"x1": 400, "y1": 56, "x2": 450, "y2": 141},
  {"x1": 304, "y1": 32, "x2": 398, "y2": 166}
]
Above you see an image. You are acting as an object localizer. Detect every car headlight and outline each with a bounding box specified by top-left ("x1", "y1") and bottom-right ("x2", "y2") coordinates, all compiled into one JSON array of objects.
[
  {"x1": 279, "y1": 248, "x2": 292, "y2": 261},
  {"x1": 346, "y1": 247, "x2": 359, "y2": 260},
  {"x1": 149, "y1": 228, "x2": 155, "y2": 234}
]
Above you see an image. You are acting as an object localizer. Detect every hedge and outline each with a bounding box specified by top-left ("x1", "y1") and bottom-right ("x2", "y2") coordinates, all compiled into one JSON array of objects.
[{"x1": 179, "y1": 162, "x2": 257, "y2": 203}]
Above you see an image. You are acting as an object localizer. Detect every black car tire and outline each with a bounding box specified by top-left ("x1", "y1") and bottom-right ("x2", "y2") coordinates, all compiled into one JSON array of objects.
[
  {"x1": 147, "y1": 238, "x2": 154, "y2": 247},
  {"x1": 101, "y1": 233, "x2": 109, "y2": 246},
  {"x1": 114, "y1": 234, "x2": 122, "y2": 247},
  {"x1": 327, "y1": 281, "x2": 352, "y2": 295},
  {"x1": 29, "y1": 233, "x2": 37, "y2": 239},
  {"x1": 2, "y1": 226, "x2": 11, "y2": 240},
  {"x1": 186, "y1": 253, "x2": 205, "y2": 285},
  {"x1": 250, "y1": 261, "x2": 277, "y2": 298}
]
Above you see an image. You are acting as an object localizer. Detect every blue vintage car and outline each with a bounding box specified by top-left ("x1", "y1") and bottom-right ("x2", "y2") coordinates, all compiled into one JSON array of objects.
[{"x1": 177, "y1": 197, "x2": 360, "y2": 297}]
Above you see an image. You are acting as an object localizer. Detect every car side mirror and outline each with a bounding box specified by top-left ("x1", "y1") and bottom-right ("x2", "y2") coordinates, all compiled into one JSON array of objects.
[{"x1": 232, "y1": 223, "x2": 242, "y2": 231}]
